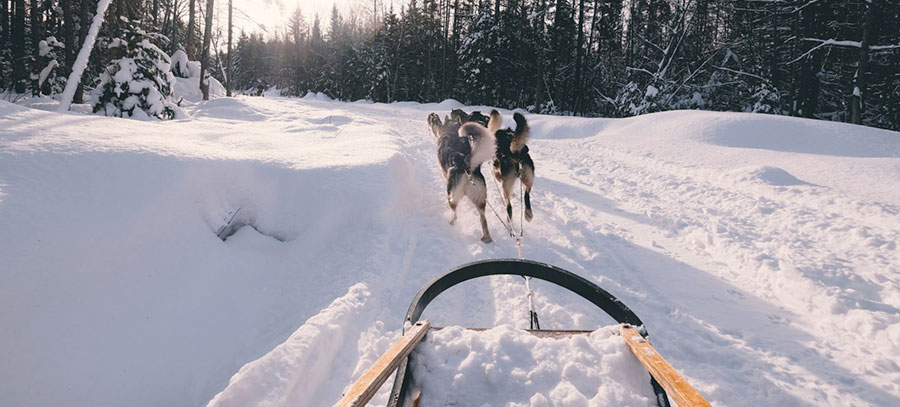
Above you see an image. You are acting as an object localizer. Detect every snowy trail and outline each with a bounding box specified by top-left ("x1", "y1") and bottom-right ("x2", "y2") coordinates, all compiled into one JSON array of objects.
[{"x1": 2, "y1": 96, "x2": 899, "y2": 407}]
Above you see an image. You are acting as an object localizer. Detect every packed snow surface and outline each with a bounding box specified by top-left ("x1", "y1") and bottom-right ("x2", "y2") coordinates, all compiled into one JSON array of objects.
[{"x1": 2, "y1": 96, "x2": 900, "y2": 407}]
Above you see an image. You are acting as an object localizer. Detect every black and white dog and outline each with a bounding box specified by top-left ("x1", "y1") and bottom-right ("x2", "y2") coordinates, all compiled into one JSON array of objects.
[
  {"x1": 428, "y1": 111, "x2": 496, "y2": 243},
  {"x1": 488, "y1": 110, "x2": 535, "y2": 222}
]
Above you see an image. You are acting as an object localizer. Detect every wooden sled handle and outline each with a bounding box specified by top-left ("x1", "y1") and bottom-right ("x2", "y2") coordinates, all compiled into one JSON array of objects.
[
  {"x1": 621, "y1": 325, "x2": 711, "y2": 407},
  {"x1": 335, "y1": 321, "x2": 431, "y2": 407}
]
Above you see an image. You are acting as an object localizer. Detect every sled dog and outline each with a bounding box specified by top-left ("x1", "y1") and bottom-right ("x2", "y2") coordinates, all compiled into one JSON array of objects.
[
  {"x1": 488, "y1": 110, "x2": 535, "y2": 221},
  {"x1": 428, "y1": 111, "x2": 496, "y2": 243}
]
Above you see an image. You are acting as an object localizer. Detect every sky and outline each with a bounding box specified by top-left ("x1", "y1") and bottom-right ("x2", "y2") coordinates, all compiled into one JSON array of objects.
[{"x1": 225, "y1": 0, "x2": 383, "y2": 37}]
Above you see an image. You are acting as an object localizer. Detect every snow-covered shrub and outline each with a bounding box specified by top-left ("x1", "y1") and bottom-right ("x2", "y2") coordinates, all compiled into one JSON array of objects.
[
  {"x1": 93, "y1": 27, "x2": 177, "y2": 120},
  {"x1": 616, "y1": 81, "x2": 665, "y2": 116},
  {"x1": 747, "y1": 83, "x2": 781, "y2": 114},
  {"x1": 34, "y1": 37, "x2": 67, "y2": 96},
  {"x1": 171, "y1": 49, "x2": 190, "y2": 78}
]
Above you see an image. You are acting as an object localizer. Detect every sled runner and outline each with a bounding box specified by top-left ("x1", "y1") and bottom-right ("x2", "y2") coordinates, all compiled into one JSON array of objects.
[{"x1": 335, "y1": 259, "x2": 710, "y2": 407}]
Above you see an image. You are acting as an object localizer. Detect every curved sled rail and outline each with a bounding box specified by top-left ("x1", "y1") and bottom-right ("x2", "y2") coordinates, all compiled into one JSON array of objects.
[{"x1": 387, "y1": 258, "x2": 671, "y2": 407}]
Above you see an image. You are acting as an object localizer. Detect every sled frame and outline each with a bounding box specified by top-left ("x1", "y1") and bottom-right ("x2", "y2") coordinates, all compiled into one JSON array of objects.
[{"x1": 385, "y1": 258, "x2": 672, "y2": 407}]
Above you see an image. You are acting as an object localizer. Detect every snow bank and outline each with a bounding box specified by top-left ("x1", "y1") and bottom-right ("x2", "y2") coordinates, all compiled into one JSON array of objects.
[
  {"x1": 173, "y1": 75, "x2": 226, "y2": 103},
  {"x1": 726, "y1": 165, "x2": 812, "y2": 186},
  {"x1": 435, "y1": 98, "x2": 464, "y2": 109},
  {"x1": 207, "y1": 284, "x2": 371, "y2": 407},
  {"x1": 411, "y1": 326, "x2": 656, "y2": 406},
  {"x1": 697, "y1": 112, "x2": 900, "y2": 158},
  {"x1": 0, "y1": 97, "x2": 408, "y2": 407},
  {"x1": 0, "y1": 99, "x2": 29, "y2": 114},
  {"x1": 301, "y1": 91, "x2": 333, "y2": 101}
]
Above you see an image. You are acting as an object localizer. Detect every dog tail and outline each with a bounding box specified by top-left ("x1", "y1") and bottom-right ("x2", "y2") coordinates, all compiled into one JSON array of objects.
[
  {"x1": 510, "y1": 112, "x2": 530, "y2": 153},
  {"x1": 488, "y1": 109, "x2": 502, "y2": 134},
  {"x1": 459, "y1": 122, "x2": 496, "y2": 171},
  {"x1": 428, "y1": 113, "x2": 442, "y2": 139}
]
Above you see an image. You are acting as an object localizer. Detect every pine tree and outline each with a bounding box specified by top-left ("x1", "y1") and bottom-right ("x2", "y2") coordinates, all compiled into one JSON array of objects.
[
  {"x1": 35, "y1": 35, "x2": 66, "y2": 95},
  {"x1": 92, "y1": 24, "x2": 178, "y2": 119}
]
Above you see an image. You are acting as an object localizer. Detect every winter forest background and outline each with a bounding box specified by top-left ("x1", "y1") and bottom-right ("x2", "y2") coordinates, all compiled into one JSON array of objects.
[{"x1": 1, "y1": 0, "x2": 899, "y2": 130}]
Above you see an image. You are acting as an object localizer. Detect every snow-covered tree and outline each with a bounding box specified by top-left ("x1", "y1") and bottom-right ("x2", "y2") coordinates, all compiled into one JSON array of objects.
[
  {"x1": 92, "y1": 26, "x2": 178, "y2": 120},
  {"x1": 171, "y1": 49, "x2": 191, "y2": 78},
  {"x1": 35, "y1": 36, "x2": 67, "y2": 96}
]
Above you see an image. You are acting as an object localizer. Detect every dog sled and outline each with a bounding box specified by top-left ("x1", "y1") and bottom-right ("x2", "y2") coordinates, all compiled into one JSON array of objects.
[{"x1": 335, "y1": 259, "x2": 711, "y2": 407}]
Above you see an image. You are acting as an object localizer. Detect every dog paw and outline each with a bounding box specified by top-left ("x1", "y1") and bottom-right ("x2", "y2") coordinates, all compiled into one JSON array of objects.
[
  {"x1": 525, "y1": 209, "x2": 533, "y2": 221},
  {"x1": 481, "y1": 235, "x2": 493, "y2": 243}
]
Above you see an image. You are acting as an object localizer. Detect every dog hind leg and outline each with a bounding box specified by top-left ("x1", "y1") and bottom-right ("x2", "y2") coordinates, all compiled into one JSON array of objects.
[
  {"x1": 502, "y1": 175, "x2": 516, "y2": 220},
  {"x1": 467, "y1": 171, "x2": 492, "y2": 243},
  {"x1": 521, "y1": 162, "x2": 535, "y2": 221},
  {"x1": 447, "y1": 169, "x2": 467, "y2": 225}
]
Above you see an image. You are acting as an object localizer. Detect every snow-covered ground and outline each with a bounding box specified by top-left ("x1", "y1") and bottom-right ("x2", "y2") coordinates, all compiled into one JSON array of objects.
[{"x1": 1, "y1": 94, "x2": 899, "y2": 407}]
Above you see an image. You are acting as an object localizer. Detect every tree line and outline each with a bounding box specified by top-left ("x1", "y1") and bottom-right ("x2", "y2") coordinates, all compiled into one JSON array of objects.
[
  {"x1": 2, "y1": 0, "x2": 899, "y2": 130},
  {"x1": 1, "y1": 0, "x2": 226, "y2": 108}
]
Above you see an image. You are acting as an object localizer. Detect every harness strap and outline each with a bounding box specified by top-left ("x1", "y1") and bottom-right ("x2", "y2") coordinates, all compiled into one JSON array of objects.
[{"x1": 480, "y1": 160, "x2": 540, "y2": 330}]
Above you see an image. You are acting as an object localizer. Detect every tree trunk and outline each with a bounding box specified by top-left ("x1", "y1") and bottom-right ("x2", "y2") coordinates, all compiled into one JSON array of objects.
[
  {"x1": 199, "y1": 0, "x2": 214, "y2": 100},
  {"x1": 0, "y1": 0, "x2": 6, "y2": 89},
  {"x1": 187, "y1": 0, "x2": 195, "y2": 57},
  {"x1": 170, "y1": 0, "x2": 178, "y2": 54},
  {"x1": 850, "y1": 0, "x2": 875, "y2": 125},
  {"x1": 11, "y1": 0, "x2": 25, "y2": 92},
  {"x1": 226, "y1": 0, "x2": 232, "y2": 96},
  {"x1": 29, "y1": 0, "x2": 41, "y2": 94},
  {"x1": 441, "y1": 0, "x2": 449, "y2": 97},
  {"x1": 574, "y1": 0, "x2": 585, "y2": 113},
  {"x1": 74, "y1": 0, "x2": 89, "y2": 103},
  {"x1": 1, "y1": 0, "x2": 8, "y2": 51},
  {"x1": 587, "y1": 0, "x2": 598, "y2": 53},
  {"x1": 534, "y1": 0, "x2": 546, "y2": 110},
  {"x1": 62, "y1": 0, "x2": 76, "y2": 87}
]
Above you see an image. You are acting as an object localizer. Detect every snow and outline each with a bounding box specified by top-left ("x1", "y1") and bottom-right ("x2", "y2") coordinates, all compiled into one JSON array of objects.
[
  {"x1": 171, "y1": 49, "x2": 190, "y2": 78},
  {"x1": 38, "y1": 36, "x2": 63, "y2": 57},
  {"x1": 727, "y1": 166, "x2": 812, "y2": 187},
  {"x1": 410, "y1": 326, "x2": 658, "y2": 406},
  {"x1": 805, "y1": 38, "x2": 864, "y2": 48},
  {"x1": 208, "y1": 284, "x2": 372, "y2": 407},
  {"x1": 2, "y1": 97, "x2": 900, "y2": 407},
  {"x1": 38, "y1": 60, "x2": 59, "y2": 88},
  {"x1": 173, "y1": 75, "x2": 226, "y2": 103}
]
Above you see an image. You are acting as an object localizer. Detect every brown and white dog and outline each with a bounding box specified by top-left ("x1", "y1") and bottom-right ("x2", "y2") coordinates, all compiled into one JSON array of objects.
[
  {"x1": 488, "y1": 110, "x2": 534, "y2": 222},
  {"x1": 428, "y1": 111, "x2": 496, "y2": 243}
]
